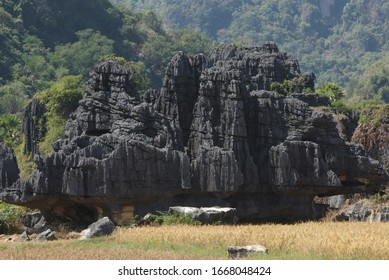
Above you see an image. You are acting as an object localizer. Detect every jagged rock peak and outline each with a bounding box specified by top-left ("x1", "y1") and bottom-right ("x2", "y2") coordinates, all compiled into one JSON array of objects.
[
  {"x1": 64, "y1": 60, "x2": 140, "y2": 140},
  {"x1": 22, "y1": 98, "x2": 46, "y2": 157},
  {"x1": 85, "y1": 59, "x2": 137, "y2": 98},
  {"x1": 204, "y1": 42, "x2": 313, "y2": 93},
  {"x1": 208, "y1": 42, "x2": 282, "y2": 62},
  {"x1": 93, "y1": 59, "x2": 132, "y2": 75}
]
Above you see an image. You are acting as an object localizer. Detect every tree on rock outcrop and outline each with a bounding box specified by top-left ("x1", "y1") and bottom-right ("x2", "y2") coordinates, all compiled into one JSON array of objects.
[
  {"x1": 317, "y1": 82, "x2": 344, "y2": 102},
  {"x1": 35, "y1": 75, "x2": 83, "y2": 154}
]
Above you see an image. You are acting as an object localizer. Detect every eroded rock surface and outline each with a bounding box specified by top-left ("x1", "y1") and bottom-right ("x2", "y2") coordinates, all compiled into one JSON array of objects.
[
  {"x1": 0, "y1": 145, "x2": 19, "y2": 191},
  {"x1": 33, "y1": 229, "x2": 56, "y2": 242},
  {"x1": 1, "y1": 43, "x2": 388, "y2": 225},
  {"x1": 333, "y1": 202, "x2": 389, "y2": 222},
  {"x1": 352, "y1": 121, "x2": 389, "y2": 173}
]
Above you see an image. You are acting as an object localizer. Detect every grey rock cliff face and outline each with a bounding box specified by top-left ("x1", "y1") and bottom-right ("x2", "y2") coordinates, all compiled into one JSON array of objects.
[
  {"x1": 0, "y1": 145, "x2": 19, "y2": 191},
  {"x1": 23, "y1": 98, "x2": 46, "y2": 157},
  {"x1": 1, "y1": 43, "x2": 388, "y2": 225}
]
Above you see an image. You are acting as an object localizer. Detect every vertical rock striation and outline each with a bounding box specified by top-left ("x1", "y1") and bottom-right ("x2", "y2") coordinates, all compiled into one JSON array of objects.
[{"x1": 0, "y1": 145, "x2": 19, "y2": 191}]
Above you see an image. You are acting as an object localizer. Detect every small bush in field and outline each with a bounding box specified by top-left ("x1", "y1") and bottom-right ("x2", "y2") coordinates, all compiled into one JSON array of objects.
[{"x1": 0, "y1": 202, "x2": 27, "y2": 234}]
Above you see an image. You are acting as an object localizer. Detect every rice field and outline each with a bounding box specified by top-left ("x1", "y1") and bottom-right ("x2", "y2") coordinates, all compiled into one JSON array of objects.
[{"x1": 1, "y1": 222, "x2": 389, "y2": 259}]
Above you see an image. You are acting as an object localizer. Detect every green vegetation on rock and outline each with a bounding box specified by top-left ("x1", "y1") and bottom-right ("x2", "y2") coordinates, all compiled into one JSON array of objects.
[
  {"x1": 317, "y1": 82, "x2": 345, "y2": 103},
  {"x1": 35, "y1": 76, "x2": 83, "y2": 155},
  {"x1": 359, "y1": 104, "x2": 389, "y2": 125}
]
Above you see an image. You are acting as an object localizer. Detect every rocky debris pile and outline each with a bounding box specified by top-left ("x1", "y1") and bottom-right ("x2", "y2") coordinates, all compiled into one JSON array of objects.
[
  {"x1": 332, "y1": 200, "x2": 389, "y2": 222},
  {"x1": 227, "y1": 245, "x2": 268, "y2": 258},
  {"x1": 169, "y1": 206, "x2": 239, "y2": 224},
  {"x1": 33, "y1": 229, "x2": 56, "y2": 242},
  {"x1": 0, "y1": 217, "x2": 115, "y2": 243},
  {"x1": 322, "y1": 106, "x2": 389, "y2": 219},
  {"x1": 1, "y1": 43, "x2": 388, "y2": 226}
]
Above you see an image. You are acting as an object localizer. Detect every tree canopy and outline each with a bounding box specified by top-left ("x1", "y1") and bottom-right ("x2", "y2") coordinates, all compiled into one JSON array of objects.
[{"x1": 117, "y1": 0, "x2": 389, "y2": 88}]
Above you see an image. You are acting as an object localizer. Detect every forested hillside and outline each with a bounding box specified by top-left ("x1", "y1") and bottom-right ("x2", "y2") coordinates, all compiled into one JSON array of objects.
[
  {"x1": 0, "y1": 0, "x2": 211, "y2": 167},
  {"x1": 116, "y1": 0, "x2": 389, "y2": 95}
]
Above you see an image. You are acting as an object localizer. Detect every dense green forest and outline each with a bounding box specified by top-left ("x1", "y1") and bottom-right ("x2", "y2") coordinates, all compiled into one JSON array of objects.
[
  {"x1": 114, "y1": 0, "x2": 389, "y2": 100},
  {"x1": 1, "y1": 0, "x2": 389, "y2": 168},
  {"x1": 0, "y1": 0, "x2": 212, "y2": 169}
]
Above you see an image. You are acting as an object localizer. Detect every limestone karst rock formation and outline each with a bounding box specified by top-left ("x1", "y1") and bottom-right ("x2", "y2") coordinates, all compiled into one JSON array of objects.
[
  {"x1": 0, "y1": 145, "x2": 19, "y2": 191},
  {"x1": 1, "y1": 43, "x2": 388, "y2": 225}
]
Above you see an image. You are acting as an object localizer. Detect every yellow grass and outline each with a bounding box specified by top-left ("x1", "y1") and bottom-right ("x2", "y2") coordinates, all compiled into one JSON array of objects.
[{"x1": 1, "y1": 222, "x2": 389, "y2": 259}]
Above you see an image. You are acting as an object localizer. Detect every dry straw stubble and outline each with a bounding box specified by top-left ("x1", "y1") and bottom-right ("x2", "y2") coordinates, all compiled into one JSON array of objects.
[{"x1": 1, "y1": 222, "x2": 389, "y2": 259}]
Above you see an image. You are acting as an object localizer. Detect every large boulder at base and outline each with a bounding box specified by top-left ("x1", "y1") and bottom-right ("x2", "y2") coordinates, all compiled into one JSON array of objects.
[
  {"x1": 80, "y1": 217, "x2": 115, "y2": 240},
  {"x1": 23, "y1": 213, "x2": 48, "y2": 235},
  {"x1": 169, "y1": 206, "x2": 239, "y2": 224},
  {"x1": 22, "y1": 210, "x2": 45, "y2": 229},
  {"x1": 33, "y1": 229, "x2": 56, "y2": 242},
  {"x1": 1, "y1": 43, "x2": 388, "y2": 226}
]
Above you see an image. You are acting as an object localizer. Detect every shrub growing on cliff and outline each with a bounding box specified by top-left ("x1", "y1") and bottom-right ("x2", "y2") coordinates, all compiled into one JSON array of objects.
[
  {"x1": 35, "y1": 75, "x2": 83, "y2": 154},
  {"x1": 270, "y1": 82, "x2": 288, "y2": 96},
  {"x1": 271, "y1": 76, "x2": 313, "y2": 96},
  {"x1": 36, "y1": 75, "x2": 83, "y2": 119},
  {"x1": 317, "y1": 82, "x2": 344, "y2": 102},
  {"x1": 331, "y1": 100, "x2": 351, "y2": 115}
]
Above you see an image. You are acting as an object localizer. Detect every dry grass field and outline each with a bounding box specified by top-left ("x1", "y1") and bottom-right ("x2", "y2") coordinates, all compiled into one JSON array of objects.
[{"x1": 1, "y1": 222, "x2": 389, "y2": 260}]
